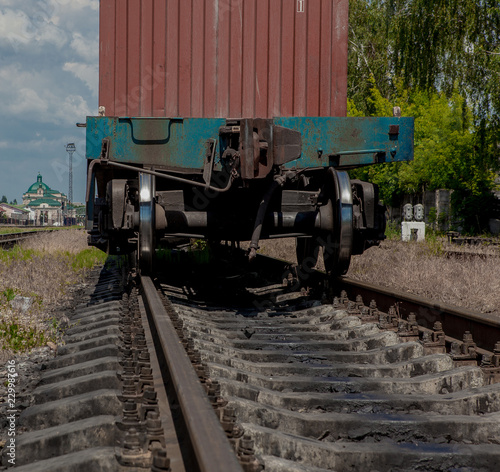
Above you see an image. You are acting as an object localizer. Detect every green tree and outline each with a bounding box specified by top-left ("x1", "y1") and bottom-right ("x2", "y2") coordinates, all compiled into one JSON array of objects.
[
  {"x1": 348, "y1": 0, "x2": 500, "y2": 232},
  {"x1": 1, "y1": 195, "x2": 7, "y2": 204},
  {"x1": 349, "y1": 81, "x2": 497, "y2": 231},
  {"x1": 348, "y1": 0, "x2": 394, "y2": 112},
  {"x1": 390, "y1": 0, "x2": 500, "y2": 118},
  {"x1": 349, "y1": 0, "x2": 500, "y2": 116}
]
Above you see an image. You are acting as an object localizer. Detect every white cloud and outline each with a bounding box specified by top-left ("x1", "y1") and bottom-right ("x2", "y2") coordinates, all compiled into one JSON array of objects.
[
  {"x1": 57, "y1": 94, "x2": 93, "y2": 123},
  {"x1": 0, "y1": 64, "x2": 59, "y2": 105},
  {"x1": 0, "y1": 7, "x2": 67, "y2": 50},
  {"x1": 0, "y1": 64, "x2": 32, "y2": 85},
  {"x1": 0, "y1": 64, "x2": 93, "y2": 125},
  {"x1": 0, "y1": 1, "x2": 98, "y2": 52},
  {"x1": 0, "y1": 135, "x2": 86, "y2": 156},
  {"x1": 63, "y1": 62, "x2": 98, "y2": 96},
  {"x1": 0, "y1": 0, "x2": 98, "y2": 202},
  {"x1": 70, "y1": 33, "x2": 98, "y2": 62},
  {"x1": 50, "y1": 0, "x2": 99, "y2": 29},
  {"x1": 52, "y1": 0, "x2": 98, "y2": 11},
  {"x1": 9, "y1": 88, "x2": 49, "y2": 115}
]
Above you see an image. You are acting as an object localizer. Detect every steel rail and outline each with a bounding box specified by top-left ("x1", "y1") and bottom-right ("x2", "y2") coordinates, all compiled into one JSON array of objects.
[
  {"x1": 0, "y1": 230, "x2": 54, "y2": 246},
  {"x1": 141, "y1": 276, "x2": 243, "y2": 472},
  {"x1": 252, "y1": 253, "x2": 500, "y2": 352},
  {"x1": 335, "y1": 276, "x2": 500, "y2": 352}
]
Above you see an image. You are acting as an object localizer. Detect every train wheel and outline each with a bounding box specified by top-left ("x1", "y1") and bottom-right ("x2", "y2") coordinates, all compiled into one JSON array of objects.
[
  {"x1": 322, "y1": 168, "x2": 353, "y2": 276},
  {"x1": 138, "y1": 173, "x2": 155, "y2": 274}
]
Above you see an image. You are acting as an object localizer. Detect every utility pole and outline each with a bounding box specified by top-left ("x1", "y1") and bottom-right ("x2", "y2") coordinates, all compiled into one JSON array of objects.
[
  {"x1": 66, "y1": 143, "x2": 76, "y2": 206},
  {"x1": 66, "y1": 143, "x2": 76, "y2": 226}
]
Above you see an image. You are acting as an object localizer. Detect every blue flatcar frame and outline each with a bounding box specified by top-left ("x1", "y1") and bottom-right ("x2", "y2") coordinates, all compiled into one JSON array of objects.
[{"x1": 86, "y1": 116, "x2": 414, "y2": 171}]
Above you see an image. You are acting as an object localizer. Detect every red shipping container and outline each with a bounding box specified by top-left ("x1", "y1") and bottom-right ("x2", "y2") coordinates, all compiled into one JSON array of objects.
[{"x1": 99, "y1": 0, "x2": 348, "y2": 118}]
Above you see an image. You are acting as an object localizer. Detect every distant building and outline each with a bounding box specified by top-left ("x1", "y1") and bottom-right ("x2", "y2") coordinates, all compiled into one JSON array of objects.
[
  {"x1": 23, "y1": 173, "x2": 73, "y2": 226},
  {"x1": 0, "y1": 203, "x2": 29, "y2": 222}
]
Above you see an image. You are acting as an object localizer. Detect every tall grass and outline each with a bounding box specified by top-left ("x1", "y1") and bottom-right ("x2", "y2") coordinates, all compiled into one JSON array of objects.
[
  {"x1": 0, "y1": 230, "x2": 107, "y2": 354},
  {"x1": 0, "y1": 228, "x2": 36, "y2": 235},
  {"x1": 258, "y1": 234, "x2": 500, "y2": 316},
  {"x1": 347, "y1": 239, "x2": 500, "y2": 315}
]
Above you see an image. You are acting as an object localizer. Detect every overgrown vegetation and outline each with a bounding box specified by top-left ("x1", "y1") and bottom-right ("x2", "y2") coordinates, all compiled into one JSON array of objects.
[
  {"x1": 347, "y1": 238, "x2": 500, "y2": 315},
  {"x1": 384, "y1": 221, "x2": 402, "y2": 241},
  {"x1": 258, "y1": 235, "x2": 500, "y2": 316},
  {"x1": 71, "y1": 248, "x2": 109, "y2": 271},
  {"x1": 0, "y1": 230, "x2": 107, "y2": 354},
  {"x1": 0, "y1": 226, "x2": 78, "y2": 235},
  {"x1": 0, "y1": 317, "x2": 52, "y2": 352},
  {"x1": 348, "y1": 0, "x2": 500, "y2": 234},
  {"x1": 0, "y1": 228, "x2": 32, "y2": 235}
]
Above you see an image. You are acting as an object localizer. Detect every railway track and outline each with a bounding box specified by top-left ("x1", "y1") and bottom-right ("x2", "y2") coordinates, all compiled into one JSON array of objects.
[
  {"x1": 0, "y1": 230, "x2": 54, "y2": 248},
  {"x1": 3, "y1": 250, "x2": 500, "y2": 471}
]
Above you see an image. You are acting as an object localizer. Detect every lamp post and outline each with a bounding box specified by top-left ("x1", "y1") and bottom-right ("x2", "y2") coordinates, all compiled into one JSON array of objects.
[
  {"x1": 66, "y1": 143, "x2": 76, "y2": 207},
  {"x1": 66, "y1": 143, "x2": 76, "y2": 226}
]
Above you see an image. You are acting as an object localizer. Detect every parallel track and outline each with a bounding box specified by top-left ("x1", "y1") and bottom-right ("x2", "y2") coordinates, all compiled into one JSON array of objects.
[
  {"x1": 336, "y1": 277, "x2": 500, "y2": 353},
  {"x1": 0, "y1": 230, "x2": 54, "y2": 248},
  {"x1": 4, "y1": 249, "x2": 500, "y2": 471},
  {"x1": 257, "y1": 253, "x2": 500, "y2": 352}
]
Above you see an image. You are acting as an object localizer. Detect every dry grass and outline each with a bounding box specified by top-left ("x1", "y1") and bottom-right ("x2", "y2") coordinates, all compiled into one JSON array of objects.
[
  {"x1": 348, "y1": 240, "x2": 500, "y2": 315},
  {"x1": 258, "y1": 237, "x2": 500, "y2": 316},
  {"x1": 0, "y1": 230, "x2": 107, "y2": 356},
  {"x1": 0, "y1": 226, "x2": 67, "y2": 235},
  {"x1": 1, "y1": 230, "x2": 94, "y2": 306},
  {"x1": 20, "y1": 228, "x2": 90, "y2": 254}
]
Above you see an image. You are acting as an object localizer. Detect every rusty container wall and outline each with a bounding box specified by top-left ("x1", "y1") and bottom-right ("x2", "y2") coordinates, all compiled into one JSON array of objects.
[{"x1": 99, "y1": 0, "x2": 349, "y2": 119}]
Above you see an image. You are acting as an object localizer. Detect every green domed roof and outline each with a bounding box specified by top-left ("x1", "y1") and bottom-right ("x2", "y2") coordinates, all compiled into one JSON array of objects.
[
  {"x1": 28, "y1": 198, "x2": 61, "y2": 208},
  {"x1": 27, "y1": 174, "x2": 51, "y2": 193}
]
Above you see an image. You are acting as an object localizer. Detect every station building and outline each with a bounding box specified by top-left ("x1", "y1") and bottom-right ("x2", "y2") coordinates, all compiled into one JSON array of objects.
[{"x1": 23, "y1": 174, "x2": 68, "y2": 226}]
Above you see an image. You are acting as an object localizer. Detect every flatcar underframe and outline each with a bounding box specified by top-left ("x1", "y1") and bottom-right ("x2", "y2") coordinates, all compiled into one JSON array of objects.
[{"x1": 86, "y1": 116, "x2": 414, "y2": 275}]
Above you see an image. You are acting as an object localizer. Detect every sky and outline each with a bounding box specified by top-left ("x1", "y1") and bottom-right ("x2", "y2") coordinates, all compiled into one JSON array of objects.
[{"x1": 0, "y1": 0, "x2": 99, "y2": 205}]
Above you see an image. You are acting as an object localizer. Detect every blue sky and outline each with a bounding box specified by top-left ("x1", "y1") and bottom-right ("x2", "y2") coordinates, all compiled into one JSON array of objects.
[{"x1": 0, "y1": 0, "x2": 99, "y2": 204}]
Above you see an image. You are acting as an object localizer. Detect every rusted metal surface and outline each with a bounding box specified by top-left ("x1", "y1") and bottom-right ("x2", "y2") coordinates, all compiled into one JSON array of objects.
[
  {"x1": 247, "y1": 253, "x2": 500, "y2": 353},
  {"x1": 85, "y1": 116, "x2": 413, "y2": 170},
  {"x1": 99, "y1": 0, "x2": 348, "y2": 118},
  {"x1": 336, "y1": 276, "x2": 500, "y2": 352},
  {"x1": 141, "y1": 276, "x2": 243, "y2": 472}
]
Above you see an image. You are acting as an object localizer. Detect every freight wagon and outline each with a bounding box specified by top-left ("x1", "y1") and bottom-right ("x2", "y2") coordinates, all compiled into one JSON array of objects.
[{"x1": 85, "y1": 0, "x2": 414, "y2": 274}]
